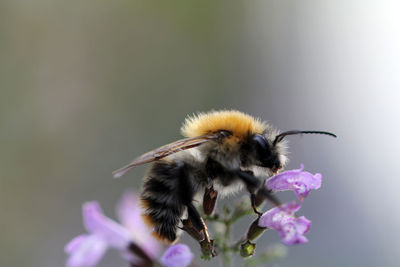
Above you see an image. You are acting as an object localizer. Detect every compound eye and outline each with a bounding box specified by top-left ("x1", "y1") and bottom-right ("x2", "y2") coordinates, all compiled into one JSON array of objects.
[
  {"x1": 253, "y1": 134, "x2": 271, "y2": 158},
  {"x1": 253, "y1": 134, "x2": 267, "y2": 150}
]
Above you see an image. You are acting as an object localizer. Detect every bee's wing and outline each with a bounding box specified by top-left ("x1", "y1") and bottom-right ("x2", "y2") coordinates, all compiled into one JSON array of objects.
[{"x1": 112, "y1": 133, "x2": 221, "y2": 178}]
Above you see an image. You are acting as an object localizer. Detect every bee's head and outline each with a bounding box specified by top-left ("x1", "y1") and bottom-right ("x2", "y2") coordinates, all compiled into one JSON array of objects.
[
  {"x1": 251, "y1": 134, "x2": 282, "y2": 173},
  {"x1": 249, "y1": 130, "x2": 336, "y2": 173}
]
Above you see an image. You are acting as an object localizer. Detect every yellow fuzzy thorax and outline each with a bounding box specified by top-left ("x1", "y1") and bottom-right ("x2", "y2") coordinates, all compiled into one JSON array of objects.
[{"x1": 181, "y1": 110, "x2": 266, "y2": 142}]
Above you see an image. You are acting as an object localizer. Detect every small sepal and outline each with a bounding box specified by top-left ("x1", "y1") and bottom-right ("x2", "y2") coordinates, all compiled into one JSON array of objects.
[{"x1": 246, "y1": 218, "x2": 267, "y2": 241}]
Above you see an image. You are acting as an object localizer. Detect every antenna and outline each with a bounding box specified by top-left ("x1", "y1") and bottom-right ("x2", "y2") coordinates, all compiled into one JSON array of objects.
[{"x1": 273, "y1": 130, "x2": 337, "y2": 146}]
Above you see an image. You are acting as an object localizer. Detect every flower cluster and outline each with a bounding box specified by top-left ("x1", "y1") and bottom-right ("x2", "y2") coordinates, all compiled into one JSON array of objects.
[
  {"x1": 256, "y1": 164, "x2": 322, "y2": 245},
  {"x1": 65, "y1": 163, "x2": 322, "y2": 266},
  {"x1": 65, "y1": 192, "x2": 193, "y2": 267}
]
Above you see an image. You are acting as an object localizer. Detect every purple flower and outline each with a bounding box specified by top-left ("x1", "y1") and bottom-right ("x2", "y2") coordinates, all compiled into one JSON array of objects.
[
  {"x1": 116, "y1": 191, "x2": 161, "y2": 261},
  {"x1": 258, "y1": 202, "x2": 311, "y2": 246},
  {"x1": 266, "y1": 164, "x2": 322, "y2": 201},
  {"x1": 65, "y1": 192, "x2": 194, "y2": 267},
  {"x1": 65, "y1": 192, "x2": 161, "y2": 267},
  {"x1": 65, "y1": 234, "x2": 107, "y2": 267},
  {"x1": 161, "y1": 244, "x2": 194, "y2": 267}
]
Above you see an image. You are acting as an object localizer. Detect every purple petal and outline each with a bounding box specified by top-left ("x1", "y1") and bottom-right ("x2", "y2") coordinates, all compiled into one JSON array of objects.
[
  {"x1": 83, "y1": 201, "x2": 131, "y2": 249},
  {"x1": 280, "y1": 222, "x2": 309, "y2": 245},
  {"x1": 294, "y1": 216, "x2": 311, "y2": 234},
  {"x1": 160, "y1": 244, "x2": 194, "y2": 267},
  {"x1": 65, "y1": 234, "x2": 108, "y2": 267},
  {"x1": 258, "y1": 201, "x2": 300, "y2": 228},
  {"x1": 116, "y1": 191, "x2": 161, "y2": 260},
  {"x1": 266, "y1": 164, "x2": 322, "y2": 201},
  {"x1": 258, "y1": 202, "x2": 311, "y2": 246},
  {"x1": 116, "y1": 191, "x2": 143, "y2": 230},
  {"x1": 65, "y1": 234, "x2": 89, "y2": 254},
  {"x1": 280, "y1": 201, "x2": 302, "y2": 213}
]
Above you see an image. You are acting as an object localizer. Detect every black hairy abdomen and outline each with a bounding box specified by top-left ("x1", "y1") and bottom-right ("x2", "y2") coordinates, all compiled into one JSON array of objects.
[{"x1": 141, "y1": 160, "x2": 195, "y2": 242}]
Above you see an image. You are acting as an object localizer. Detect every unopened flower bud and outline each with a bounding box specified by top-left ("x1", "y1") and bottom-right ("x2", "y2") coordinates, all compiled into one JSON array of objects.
[{"x1": 240, "y1": 240, "x2": 256, "y2": 258}]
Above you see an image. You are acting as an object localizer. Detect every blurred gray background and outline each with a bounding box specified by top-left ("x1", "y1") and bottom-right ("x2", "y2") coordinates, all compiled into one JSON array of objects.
[{"x1": 1, "y1": 1, "x2": 399, "y2": 266}]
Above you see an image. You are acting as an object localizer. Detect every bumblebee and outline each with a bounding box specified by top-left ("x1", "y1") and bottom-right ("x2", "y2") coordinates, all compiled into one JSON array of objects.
[{"x1": 113, "y1": 110, "x2": 335, "y2": 244}]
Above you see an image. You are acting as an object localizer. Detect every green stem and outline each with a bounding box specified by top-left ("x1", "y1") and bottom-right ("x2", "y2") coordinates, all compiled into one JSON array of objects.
[
  {"x1": 203, "y1": 202, "x2": 261, "y2": 266},
  {"x1": 230, "y1": 209, "x2": 253, "y2": 224},
  {"x1": 204, "y1": 214, "x2": 225, "y2": 223},
  {"x1": 222, "y1": 221, "x2": 232, "y2": 267}
]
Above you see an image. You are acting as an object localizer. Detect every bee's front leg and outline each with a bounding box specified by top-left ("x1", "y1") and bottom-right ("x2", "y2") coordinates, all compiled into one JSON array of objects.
[
  {"x1": 250, "y1": 193, "x2": 263, "y2": 216},
  {"x1": 234, "y1": 170, "x2": 282, "y2": 215}
]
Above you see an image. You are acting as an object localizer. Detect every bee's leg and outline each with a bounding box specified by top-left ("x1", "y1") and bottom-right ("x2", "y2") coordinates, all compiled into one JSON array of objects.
[
  {"x1": 250, "y1": 193, "x2": 263, "y2": 216},
  {"x1": 186, "y1": 203, "x2": 211, "y2": 242},
  {"x1": 203, "y1": 186, "x2": 218, "y2": 215},
  {"x1": 238, "y1": 171, "x2": 263, "y2": 216},
  {"x1": 202, "y1": 158, "x2": 221, "y2": 215},
  {"x1": 235, "y1": 170, "x2": 281, "y2": 214},
  {"x1": 205, "y1": 157, "x2": 281, "y2": 214},
  {"x1": 182, "y1": 203, "x2": 216, "y2": 257}
]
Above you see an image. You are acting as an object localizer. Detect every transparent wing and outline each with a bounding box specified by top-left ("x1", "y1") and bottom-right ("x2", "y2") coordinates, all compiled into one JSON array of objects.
[{"x1": 112, "y1": 133, "x2": 222, "y2": 178}]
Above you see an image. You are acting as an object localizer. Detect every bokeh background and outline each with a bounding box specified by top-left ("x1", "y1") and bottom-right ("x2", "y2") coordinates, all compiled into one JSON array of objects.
[{"x1": 1, "y1": 1, "x2": 399, "y2": 266}]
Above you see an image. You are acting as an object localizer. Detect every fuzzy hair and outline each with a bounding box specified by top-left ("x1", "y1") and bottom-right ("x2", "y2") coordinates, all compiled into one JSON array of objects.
[
  {"x1": 264, "y1": 126, "x2": 289, "y2": 169},
  {"x1": 181, "y1": 110, "x2": 267, "y2": 138}
]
